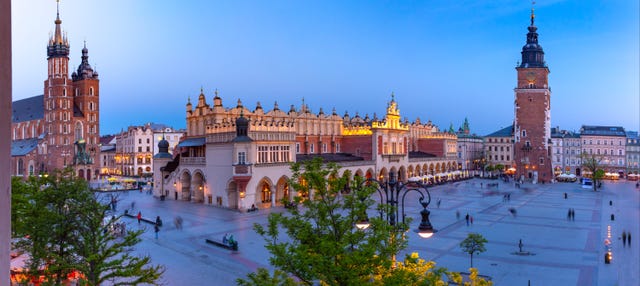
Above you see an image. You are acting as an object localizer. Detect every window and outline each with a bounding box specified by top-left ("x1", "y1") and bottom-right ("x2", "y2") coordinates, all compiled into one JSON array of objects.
[
  {"x1": 336, "y1": 143, "x2": 340, "y2": 153},
  {"x1": 238, "y1": 152, "x2": 246, "y2": 164},
  {"x1": 310, "y1": 144, "x2": 315, "y2": 154},
  {"x1": 322, "y1": 143, "x2": 327, "y2": 153},
  {"x1": 522, "y1": 130, "x2": 526, "y2": 137},
  {"x1": 138, "y1": 139, "x2": 142, "y2": 144},
  {"x1": 147, "y1": 138, "x2": 150, "y2": 143},
  {"x1": 258, "y1": 146, "x2": 268, "y2": 163},
  {"x1": 539, "y1": 157, "x2": 544, "y2": 164},
  {"x1": 89, "y1": 87, "x2": 94, "y2": 96},
  {"x1": 295, "y1": 143, "x2": 300, "y2": 154},
  {"x1": 138, "y1": 146, "x2": 142, "y2": 152},
  {"x1": 146, "y1": 146, "x2": 150, "y2": 152}
]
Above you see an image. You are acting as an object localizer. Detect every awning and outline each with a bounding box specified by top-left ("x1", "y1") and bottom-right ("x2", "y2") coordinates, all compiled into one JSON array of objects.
[{"x1": 176, "y1": 137, "x2": 205, "y2": 148}]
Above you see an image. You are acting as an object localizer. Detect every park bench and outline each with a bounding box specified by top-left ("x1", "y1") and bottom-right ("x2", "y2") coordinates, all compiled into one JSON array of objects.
[
  {"x1": 123, "y1": 210, "x2": 158, "y2": 225},
  {"x1": 205, "y1": 238, "x2": 238, "y2": 251}
]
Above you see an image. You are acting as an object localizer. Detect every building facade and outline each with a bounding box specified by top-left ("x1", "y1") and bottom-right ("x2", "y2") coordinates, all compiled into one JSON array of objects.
[
  {"x1": 154, "y1": 92, "x2": 460, "y2": 211},
  {"x1": 579, "y1": 125, "x2": 626, "y2": 175},
  {"x1": 512, "y1": 8, "x2": 552, "y2": 182},
  {"x1": 10, "y1": 3, "x2": 100, "y2": 180},
  {"x1": 550, "y1": 127, "x2": 582, "y2": 176},
  {"x1": 113, "y1": 123, "x2": 183, "y2": 177},
  {"x1": 484, "y1": 125, "x2": 515, "y2": 174},
  {"x1": 627, "y1": 131, "x2": 639, "y2": 175},
  {"x1": 455, "y1": 118, "x2": 484, "y2": 173}
]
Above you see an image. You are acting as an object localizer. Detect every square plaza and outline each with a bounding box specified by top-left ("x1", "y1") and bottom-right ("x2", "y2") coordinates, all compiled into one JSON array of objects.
[{"x1": 109, "y1": 178, "x2": 639, "y2": 285}]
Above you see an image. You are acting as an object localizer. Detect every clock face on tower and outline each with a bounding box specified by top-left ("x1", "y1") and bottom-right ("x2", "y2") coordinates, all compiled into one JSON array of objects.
[{"x1": 526, "y1": 71, "x2": 536, "y2": 82}]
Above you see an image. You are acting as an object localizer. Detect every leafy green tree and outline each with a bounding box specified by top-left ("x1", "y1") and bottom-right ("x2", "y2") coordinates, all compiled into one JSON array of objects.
[
  {"x1": 239, "y1": 157, "x2": 492, "y2": 285},
  {"x1": 580, "y1": 152, "x2": 604, "y2": 192},
  {"x1": 460, "y1": 233, "x2": 488, "y2": 268},
  {"x1": 12, "y1": 169, "x2": 164, "y2": 285},
  {"x1": 494, "y1": 164, "x2": 505, "y2": 173}
]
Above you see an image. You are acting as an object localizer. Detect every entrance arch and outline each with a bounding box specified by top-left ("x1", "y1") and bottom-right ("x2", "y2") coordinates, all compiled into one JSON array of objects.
[
  {"x1": 256, "y1": 178, "x2": 273, "y2": 208},
  {"x1": 275, "y1": 176, "x2": 289, "y2": 206},
  {"x1": 180, "y1": 171, "x2": 191, "y2": 201},
  {"x1": 192, "y1": 171, "x2": 205, "y2": 203},
  {"x1": 227, "y1": 181, "x2": 238, "y2": 209},
  {"x1": 78, "y1": 169, "x2": 85, "y2": 180}
]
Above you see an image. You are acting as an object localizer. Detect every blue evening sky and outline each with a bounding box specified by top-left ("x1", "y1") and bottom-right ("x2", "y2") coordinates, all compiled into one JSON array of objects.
[{"x1": 11, "y1": 0, "x2": 640, "y2": 136}]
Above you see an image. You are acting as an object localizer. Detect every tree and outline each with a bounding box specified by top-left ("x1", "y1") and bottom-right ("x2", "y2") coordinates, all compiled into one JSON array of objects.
[
  {"x1": 239, "y1": 157, "x2": 492, "y2": 285},
  {"x1": 460, "y1": 233, "x2": 488, "y2": 268},
  {"x1": 580, "y1": 152, "x2": 604, "y2": 192},
  {"x1": 11, "y1": 169, "x2": 164, "y2": 285}
]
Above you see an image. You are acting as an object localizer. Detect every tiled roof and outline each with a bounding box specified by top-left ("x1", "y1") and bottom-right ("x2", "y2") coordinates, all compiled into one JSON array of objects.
[
  {"x1": 11, "y1": 138, "x2": 39, "y2": 156},
  {"x1": 580, "y1": 125, "x2": 626, "y2": 137},
  {"x1": 12, "y1": 95, "x2": 44, "y2": 123},
  {"x1": 485, "y1": 125, "x2": 513, "y2": 137}
]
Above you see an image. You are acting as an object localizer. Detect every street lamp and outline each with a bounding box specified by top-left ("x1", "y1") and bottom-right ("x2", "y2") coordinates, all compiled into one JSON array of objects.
[{"x1": 355, "y1": 171, "x2": 436, "y2": 238}]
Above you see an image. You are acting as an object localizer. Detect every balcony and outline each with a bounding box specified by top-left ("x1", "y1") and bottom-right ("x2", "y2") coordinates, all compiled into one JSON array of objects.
[
  {"x1": 180, "y1": 157, "x2": 206, "y2": 165},
  {"x1": 233, "y1": 164, "x2": 253, "y2": 176}
]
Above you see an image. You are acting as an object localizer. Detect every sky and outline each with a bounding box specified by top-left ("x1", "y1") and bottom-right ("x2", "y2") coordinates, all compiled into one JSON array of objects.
[{"x1": 11, "y1": 0, "x2": 640, "y2": 136}]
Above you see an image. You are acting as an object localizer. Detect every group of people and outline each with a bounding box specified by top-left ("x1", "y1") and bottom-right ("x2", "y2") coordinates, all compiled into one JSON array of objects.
[
  {"x1": 223, "y1": 233, "x2": 237, "y2": 246},
  {"x1": 567, "y1": 208, "x2": 576, "y2": 221},
  {"x1": 622, "y1": 231, "x2": 632, "y2": 247},
  {"x1": 502, "y1": 193, "x2": 512, "y2": 202}
]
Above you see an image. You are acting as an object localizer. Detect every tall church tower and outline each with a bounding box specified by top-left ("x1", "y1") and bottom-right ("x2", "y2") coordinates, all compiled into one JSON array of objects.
[
  {"x1": 513, "y1": 7, "x2": 552, "y2": 182},
  {"x1": 42, "y1": 1, "x2": 100, "y2": 179},
  {"x1": 43, "y1": 1, "x2": 75, "y2": 169}
]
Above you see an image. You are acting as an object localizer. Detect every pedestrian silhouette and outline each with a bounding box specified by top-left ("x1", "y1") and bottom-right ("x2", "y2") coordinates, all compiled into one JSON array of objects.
[
  {"x1": 628, "y1": 233, "x2": 632, "y2": 246},
  {"x1": 564, "y1": 192, "x2": 567, "y2": 199},
  {"x1": 137, "y1": 211, "x2": 141, "y2": 224},
  {"x1": 623, "y1": 231, "x2": 627, "y2": 247},
  {"x1": 465, "y1": 213, "x2": 470, "y2": 226},
  {"x1": 509, "y1": 208, "x2": 517, "y2": 217},
  {"x1": 519, "y1": 239, "x2": 523, "y2": 252},
  {"x1": 154, "y1": 223, "x2": 159, "y2": 239},
  {"x1": 567, "y1": 209, "x2": 571, "y2": 220},
  {"x1": 437, "y1": 199, "x2": 441, "y2": 209},
  {"x1": 456, "y1": 210, "x2": 460, "y2": 220}
]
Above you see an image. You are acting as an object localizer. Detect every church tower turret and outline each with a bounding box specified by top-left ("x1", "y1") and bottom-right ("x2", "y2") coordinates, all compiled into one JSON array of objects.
[{"x1": 513, "y1": 6, "x2": 552, "y2": 183}]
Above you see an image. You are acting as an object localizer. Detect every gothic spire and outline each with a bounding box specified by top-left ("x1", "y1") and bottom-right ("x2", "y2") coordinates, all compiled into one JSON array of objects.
[{"x1": 47, "y1": 0, "x2": 70, "y2": 59}]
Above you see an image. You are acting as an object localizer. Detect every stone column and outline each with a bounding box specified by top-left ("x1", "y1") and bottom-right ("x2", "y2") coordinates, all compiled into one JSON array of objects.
[{"x1": 0, "y1": 0, "x2": 11, "y2": 282}]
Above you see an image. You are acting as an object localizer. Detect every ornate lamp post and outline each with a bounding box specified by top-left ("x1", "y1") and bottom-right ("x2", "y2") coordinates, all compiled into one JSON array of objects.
[{"x1": 355, "y1": 171, "x2": 436, "y2": 238}]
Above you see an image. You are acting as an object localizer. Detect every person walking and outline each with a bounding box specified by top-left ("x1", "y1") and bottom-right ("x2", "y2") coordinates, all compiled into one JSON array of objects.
[
  {"x1": 518, "y1": 239, "x2": 523, "y2": 252},
  {"x1": 622, "y1": 231, "x2": 627, "y2": 247},
  {"x1": 628, "y1": 233, "x2": 631, "y2": 247},
  {"x1": 137, "y1": 211, "x2": 142, "y2": 224},
  {"x1": 156, "y1": 216, "x2": 162, "y2": 227},
  {"x1": 456, "y1": 210, "x2": 460, "y2": 220},
  {"x1": 567, "y1": 209, "x2": 571, "y2": 220},
  {"x1": 437, "y1": 199, "x2": 441, "y2": 209},
  {"x1": 465, "y1": 213, "x2": 470, "y2": 226},
  {"x1": 154, "y1": 223, "x2": 159, "y2": 239},
  {"x1": 571, "y1": 209, "x2": 575, "y2": 221}
]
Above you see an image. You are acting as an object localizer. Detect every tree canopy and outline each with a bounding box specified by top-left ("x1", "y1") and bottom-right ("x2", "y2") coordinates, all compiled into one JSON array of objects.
[
  {"x1": 239, "y1": 157, "x2": 492, "y2": 285},
  {"x1": 11, "y1": 169, "x2": 164, "y2": 285}
]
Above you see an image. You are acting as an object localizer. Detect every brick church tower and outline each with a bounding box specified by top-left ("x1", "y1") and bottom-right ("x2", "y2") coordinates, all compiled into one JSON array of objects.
[
  {"x1": 40, "y1": 1, "x2": 100, "y2": 179},
  {"x1": 513, "y1": 7, "x2": 552, "y2": 182}
]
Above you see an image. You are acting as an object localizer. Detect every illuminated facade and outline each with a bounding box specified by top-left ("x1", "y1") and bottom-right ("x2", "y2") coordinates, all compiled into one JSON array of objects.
[
  {"x1": 579, "y1": 125, "x2": 626, "y2": 174},
  {"x1": 10, "y1": 3, "x2": 100, "y2": 180},
  {"x1": 114, "y1": 123, "x2": 183, "y2": 176},
  {"x1": 550, "y1": 127, "x2": 582, "y2": 176},
  {"x1": 154, "y1": 91, "x2": 460, "y2": 211}
]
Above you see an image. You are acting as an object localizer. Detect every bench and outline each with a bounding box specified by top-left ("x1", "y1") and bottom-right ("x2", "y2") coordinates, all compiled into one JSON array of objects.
[
  {"x1": 205, "y1": 238, "x2": 238, "y2": 251},
  {"x1": 123, "y1": 211, "x2": 158, "y2": 225}
]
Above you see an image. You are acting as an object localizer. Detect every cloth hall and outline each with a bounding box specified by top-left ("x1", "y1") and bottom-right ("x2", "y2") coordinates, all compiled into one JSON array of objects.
[{"x1": 153, "y1": 92, "x2": 461, "y2": 211}]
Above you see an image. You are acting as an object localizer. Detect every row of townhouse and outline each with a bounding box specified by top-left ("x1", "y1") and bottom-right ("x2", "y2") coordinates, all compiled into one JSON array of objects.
[{"x1": 99, "y1": 123, "x2": 184, "y2": 177}]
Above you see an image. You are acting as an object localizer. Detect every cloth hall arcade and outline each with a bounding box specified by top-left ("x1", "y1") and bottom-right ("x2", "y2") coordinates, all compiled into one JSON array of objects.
[{"x1": 153, "y1": 92, "x2": 460, "y2": 211}]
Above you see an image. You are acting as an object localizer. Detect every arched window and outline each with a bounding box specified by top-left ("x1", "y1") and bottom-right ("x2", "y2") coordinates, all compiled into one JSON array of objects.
[
  {"x1": 261, "y1": 182, "x2": 272, "y2": 203},
  {"x1": 17, "y1": 159, "x2": 24, "y2": 175},
  {"x1": 75, "y1": 122, "x2": 83, "y2": 141},
  {"x1": 63, "y1": 88, "x2": 67, "y2": 97},
  {"x1": 89, "y1": 87, "x2": 94, "y2": 96}
]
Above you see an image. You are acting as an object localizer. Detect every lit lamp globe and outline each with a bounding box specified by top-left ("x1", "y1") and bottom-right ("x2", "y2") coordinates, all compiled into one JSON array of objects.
[
  {"x1": 416, "y1": 208, "x2": 436, "y2": 238},
  {"x1": 355, "y1": 219, "x2": 370, "y2": 230}
]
